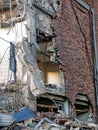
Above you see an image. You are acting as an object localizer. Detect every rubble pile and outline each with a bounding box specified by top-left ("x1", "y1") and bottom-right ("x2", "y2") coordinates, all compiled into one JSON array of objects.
[
  {"x1": 0, "y1": 107, "x2": 97, "y2": 130},
  {"x1": 0, "y1": 84, "x2": 97, "y2": 130}
]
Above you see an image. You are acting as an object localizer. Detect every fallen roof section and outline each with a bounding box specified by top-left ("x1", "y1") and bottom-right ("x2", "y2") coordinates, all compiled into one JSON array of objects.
[{"x1": 13, "y1": 107, "x2": 36, "y2": 122}]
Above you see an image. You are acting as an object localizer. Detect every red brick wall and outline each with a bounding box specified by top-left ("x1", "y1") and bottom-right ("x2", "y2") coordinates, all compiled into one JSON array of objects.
[{"x1": 53, "y1": 0, "x2": 96, "y2": 120}]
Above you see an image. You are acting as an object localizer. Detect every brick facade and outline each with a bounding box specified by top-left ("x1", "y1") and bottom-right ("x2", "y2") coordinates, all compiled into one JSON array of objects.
[{"x1": 53, "y1": 0, "x2": 96, "y2": 121}]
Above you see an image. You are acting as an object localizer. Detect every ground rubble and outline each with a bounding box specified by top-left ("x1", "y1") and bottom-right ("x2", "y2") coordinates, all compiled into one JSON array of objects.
[
  {"x1": 0, "y1": 85, "x2": 97, "y2": 130},
  {"x1": 0, "y1": 107, "x2": 98, "y2": 130}
]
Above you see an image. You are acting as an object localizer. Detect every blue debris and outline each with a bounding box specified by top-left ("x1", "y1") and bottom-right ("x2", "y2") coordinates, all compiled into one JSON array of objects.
[
  {"x1": 9, "y1": 42, "x2": 17, "y2": 83},
  {"x1": 13, "y1": 107, "x2": 36, "y2": 122},
  {"x1": 10, "y1": 42, "x2": 16, "y2": 73}
]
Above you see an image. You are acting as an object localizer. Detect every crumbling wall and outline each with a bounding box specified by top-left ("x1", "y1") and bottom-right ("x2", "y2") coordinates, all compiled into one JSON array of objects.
[
  {"x1": 53, "y1": 0, "x2": 96, "y2": 121},
  {"x1": 0, "y1": 83, "x2": 36, "y2": 113},
  {"x1": 33, "y1": 0, "x2": 60, "y2": 35}
]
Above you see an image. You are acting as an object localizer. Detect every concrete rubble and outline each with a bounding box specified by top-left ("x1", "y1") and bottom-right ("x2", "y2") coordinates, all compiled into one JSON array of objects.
[
  {"x1": 0, "y1": 91, "x2": 97, "y2": 130},
  {"x1": 0, "y1": 109, "x2": 98, "y2": 130},
  {"x1": 0, "y1": 75, "x2": 96, "y2": 130}
]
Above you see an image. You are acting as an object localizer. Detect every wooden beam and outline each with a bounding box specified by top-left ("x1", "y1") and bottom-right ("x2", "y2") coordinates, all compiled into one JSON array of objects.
[
  {"x1": 39, "y1": 94, "x2": 66, "y2": 101},
  {"x1": 37, "y1": 104, "x2": 57, "y2": 109},
  {"x1": 75, "y1": 101, "x2": 89, "y2": 106}
]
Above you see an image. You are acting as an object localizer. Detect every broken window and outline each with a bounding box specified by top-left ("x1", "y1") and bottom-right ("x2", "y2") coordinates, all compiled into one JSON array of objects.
[
  {"x1": 37, "y1": 31, "x2": 65, "y2": 95},
  {"x1": 37, "y1": 97, "x2": 59, "y2": 113},
  {"x1": 36, "y1": 30, "x2": 68, "y2": 114},
  {"x1": 75, "y1": 94, "x2": 93, "y2": 121},
  {"x1": 37, "y1": 95, "x2": 71, "y2": 116}
]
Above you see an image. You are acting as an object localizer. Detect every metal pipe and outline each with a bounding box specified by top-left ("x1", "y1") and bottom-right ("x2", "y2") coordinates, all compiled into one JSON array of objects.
[
  {"x1": 75, "y1": 0, "x2": 89, "y2": 10},
  {"x1": 21, "y1": 0, "x2": 27, "y2": 20},
  {"x1": 15, "y1": 0, "x2": 27, "y2": 21},
  {"x1": 34, "y1": 117, "x2": 59, "y2": 130},
  {"x1": 90, "y1": 7, "x2": 98, "y2": 106}
]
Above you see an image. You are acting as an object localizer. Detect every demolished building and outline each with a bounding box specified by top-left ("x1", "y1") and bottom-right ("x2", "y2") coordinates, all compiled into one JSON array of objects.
[{"x1": 0, "y1": 0, "x2": 98, "y2": 128}]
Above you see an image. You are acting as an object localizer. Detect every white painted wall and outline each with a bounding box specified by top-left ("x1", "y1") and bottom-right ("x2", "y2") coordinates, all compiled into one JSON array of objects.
[{"x1": 0, "y1": 21, "x2": 27, "y2": 83}]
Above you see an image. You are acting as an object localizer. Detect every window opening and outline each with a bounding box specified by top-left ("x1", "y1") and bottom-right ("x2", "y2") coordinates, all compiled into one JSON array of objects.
[
  {"x1": 75, "y1": 94, "x2": 93, "y2": 121},
  {"x1": 37, "y1": 32, "x2": 65, "y2": 95}
]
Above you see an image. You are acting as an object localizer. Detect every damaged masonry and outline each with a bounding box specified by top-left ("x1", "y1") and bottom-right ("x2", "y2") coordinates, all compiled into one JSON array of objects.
[{"x1": 0, "y1": 0, "x2": 98, "y2": 129}]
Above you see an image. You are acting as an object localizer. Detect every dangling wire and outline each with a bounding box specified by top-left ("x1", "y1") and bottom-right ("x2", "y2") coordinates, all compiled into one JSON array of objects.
[
  {"x1": 15, "y1": 1, "x2": 19, "y2": 43},
  {"x1": 7, "y1": 0, "x2": 14, "y2": 34},
  {"x1": 0, "y1": 37, "x2": 10, "y2": 43},
  {"x1": 0, "y1": 47, "x2": 10, "y2": 65}
]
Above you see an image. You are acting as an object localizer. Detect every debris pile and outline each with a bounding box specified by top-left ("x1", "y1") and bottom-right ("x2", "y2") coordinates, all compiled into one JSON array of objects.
[
  {"x1": 0, "y1": 84, "x2": 97, "y2": 130},
  {"x1": 0, "y1": 107, "x2": 97, "y2": 130}
]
